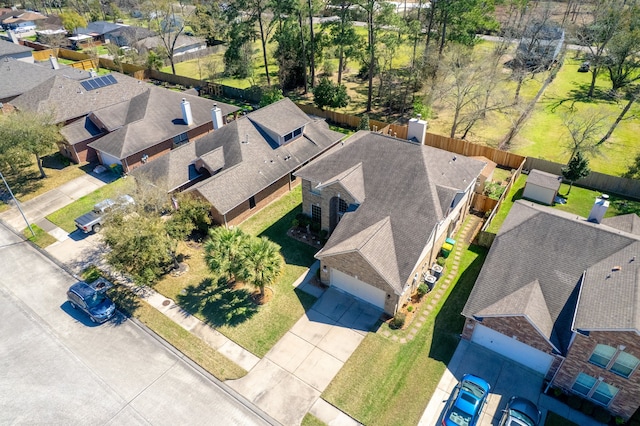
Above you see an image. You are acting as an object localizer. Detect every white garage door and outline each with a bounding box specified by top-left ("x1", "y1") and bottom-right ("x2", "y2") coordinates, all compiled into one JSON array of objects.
[
  {"x1": 330, "y1": 269, "x2": 386, "y2": 310},
  {"x1": 98, "y1": 151, "x2": 122, "y2": 168},
  {"x1": 471, "y1": 324, "x2": 554, "y2": 375}
]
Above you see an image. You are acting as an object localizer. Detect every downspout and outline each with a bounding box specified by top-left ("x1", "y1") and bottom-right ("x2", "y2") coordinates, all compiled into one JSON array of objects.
[
  {"x1": 544, "y1": 355, "x2": 567, "y2": 394},
  {"x1": 428, "y1": 220, "x2": 442, "y2": 265},
  {"x1": 123, "y1": 157, "x2": 130, "y2": 174},
  {"x1": 223, "y1": 213, "x2": 228, "y2": 229}
]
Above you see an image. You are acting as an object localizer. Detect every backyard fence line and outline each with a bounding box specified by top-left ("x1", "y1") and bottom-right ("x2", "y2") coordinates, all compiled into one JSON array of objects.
[{"x1": 524, "y1": 157, "x2": 640, "y2": 200}]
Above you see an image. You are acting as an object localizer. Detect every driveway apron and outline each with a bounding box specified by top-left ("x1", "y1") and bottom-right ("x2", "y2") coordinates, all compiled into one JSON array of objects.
[{"x1": 228, "y1": 288, "x2": 381, "y2": 425}]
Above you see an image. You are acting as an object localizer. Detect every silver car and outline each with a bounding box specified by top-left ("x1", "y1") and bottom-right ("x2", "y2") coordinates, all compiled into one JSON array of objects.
[{"x1": 499, "y1": 396, "x2": 541, "y2": 426}]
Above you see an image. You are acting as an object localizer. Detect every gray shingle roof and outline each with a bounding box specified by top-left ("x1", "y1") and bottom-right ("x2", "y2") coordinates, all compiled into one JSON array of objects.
[
  {"x1": 462, "y1": 201, "x2": 640, "y2": 353},
  {"x1": 132, "y1": 98, "x2": 344, "y2": 211},
  {"x1": 526, "y1": 169, "x2": 562, "y2": 190},
  {"x1": 296, "y1": 132, "x2": 486, "y2": 294},
  {"x1": 87, "y1": 87, "x2": 238, "y2": 159},
  {"x1": 191, "y1": 99, "x2": 344, "y2": 213},
  {"x1": 602, "y1": 214, "x2": 640, "y2": 236},
  {"x1": 247, "y1": 98, "x2": 310, "y2": 137},
  {"x1": 132, "y1": 142, "x2": 199, "y2": 191},
  {"x1": 0, "y1": 39, "x2": 32, "y2": 56},
  {"x1": 60, "y1": 116, "x2": 104, "y2": 143},
  {"x1": 12, "y1": 71, "x2": 145, "y2": 123},
  {"x1": 1, "y1": 59, "x2": 90, "y2": 102},
  {"x1": 76, "y1": 21, "x2": 121, "y2": 36}
]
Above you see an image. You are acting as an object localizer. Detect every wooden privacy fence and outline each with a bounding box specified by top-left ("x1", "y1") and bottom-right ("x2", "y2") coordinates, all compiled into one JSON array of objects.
[
  {"x1": 471, "y1": 194, "x2": 499, "y2": 213},
  {"x1": 424, "y1": 133, "x2": 526, "y2": 170},
  {"x1": 524, "y1": 157, "x2": 640, "y2": 200},
  {"x1": 32, "y1": 48, "x2": 56, "y2": 61}
]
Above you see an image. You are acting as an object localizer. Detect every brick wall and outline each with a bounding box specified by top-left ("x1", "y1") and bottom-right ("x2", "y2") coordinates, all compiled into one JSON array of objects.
[
  {"x1": 124, "y1": 139, "x2": 174, "y2": 173},
  {"x1": 552, "y1": 331, "x2": 640, "y2": 420},
  {"x1": 209, "y1": 174, "x2": 295, "y2": 226},
  {"x1": 300, "y1": 179, "x2": 358, "y2": 232}
]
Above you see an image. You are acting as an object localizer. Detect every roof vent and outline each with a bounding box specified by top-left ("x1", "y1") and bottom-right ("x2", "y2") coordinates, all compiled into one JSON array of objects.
[{"x1": 612, "y1": 266, "x2": 622, "y2": 272}]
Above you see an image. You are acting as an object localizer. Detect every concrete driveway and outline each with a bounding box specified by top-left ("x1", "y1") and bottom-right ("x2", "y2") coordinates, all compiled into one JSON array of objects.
[
  {"x1": 420, "y1": 340, "x2": 545, "y2": 426},
  {"x1": 228, "y1": 288, "x2": 381, "y2": 425}
]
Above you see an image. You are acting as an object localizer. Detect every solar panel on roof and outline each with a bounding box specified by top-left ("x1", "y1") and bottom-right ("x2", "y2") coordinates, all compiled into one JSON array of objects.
[{"x1": 79, "y1": 74, "x2": 118, "y2": 91}]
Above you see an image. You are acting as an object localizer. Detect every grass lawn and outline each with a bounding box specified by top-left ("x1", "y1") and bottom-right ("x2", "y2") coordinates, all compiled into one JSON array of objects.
[
  {"x1": 46, "y1": 177, "x2": 132, "y2": 232},
  {"x1": 485, "y1": 174, "x2": 640, "y2": 235},
  {"x1": 22, "y1": 224, "x2": 57, "y2": 248},
  {"x1": 545, "y1": 411, "x2": 578, "y2": 426},
  {"x1": 301, "y1": 414, "x2": 325, "y2": 426},
  {"x1": 0, "y1": 152, "x2": 89, "y2": 213},
  {"x1": 107, "y1": 284, "x2": 247, "y2": 381},
  {"x1": 154, "y1": 185, "x2": 318, "y2": 357},
  {"x1": 323, "y1": 226, "x2": 488, "y2": 426}
]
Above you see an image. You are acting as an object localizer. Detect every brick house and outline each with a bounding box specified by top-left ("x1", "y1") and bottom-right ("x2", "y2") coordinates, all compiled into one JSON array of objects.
[
  {"x1": 295, "y1": 131, "x2": 486, "y2": 315},
  {"x1": 131, "y1": 98, "x2": 344, "y2": 226},
  {"x1": 461, "y1": 200, "x2": 640, "y2": 420}
]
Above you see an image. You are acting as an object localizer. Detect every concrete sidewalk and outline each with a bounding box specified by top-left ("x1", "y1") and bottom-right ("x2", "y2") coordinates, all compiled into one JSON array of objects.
[{"x1": 0, "y1": 172, "x2": 115, "y2": 233}]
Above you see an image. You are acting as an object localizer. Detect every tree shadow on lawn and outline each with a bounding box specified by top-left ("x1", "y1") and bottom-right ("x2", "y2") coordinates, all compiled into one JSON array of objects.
[
  {"x1": 178, "y1": 277, "x2": 259, "y2": 327},
  {"x1": 2, "y1": 169, "x2": 44, "y2": 200},
  {"x1": 548, "y1": 82, "x2": 617, "y2": 113},
  {"x1": 429, "y1": 245, "x2": 488, "y2": 364},
  {"x1": 255, "y1": 204, "x2": 318, "y2": 269}
]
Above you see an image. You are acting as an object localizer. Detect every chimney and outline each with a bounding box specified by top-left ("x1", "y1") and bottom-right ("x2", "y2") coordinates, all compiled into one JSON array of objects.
[
  {"x1": 588, "y1": 194, "x2": 609, "y2": 224},
  {"x1": 211, "y1": 104, "x2": 223, "y2": 130},
  {"x1": 407, "y1": 114, "x2": 428, "y2": 145},
  {"x1": 49, "y1": 54, "x2": 60, "y2": 70},
  {"x1": 181, "y1": 98, "x2": 193, "y2": 125}
]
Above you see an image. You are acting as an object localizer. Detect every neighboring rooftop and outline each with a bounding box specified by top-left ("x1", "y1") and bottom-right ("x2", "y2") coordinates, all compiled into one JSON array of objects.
[
  {"x1": 87, "y1": 87, "x2": 238, "y2": 159},
  {"x1": 1, "y1": 58, "x2": 90, "y2": 102},
  {"x1": 11, "y1": 72, "x2": 148, "y2": 123},
  {"x1": 0, "y1": 39, "x2": 32, "y2": 57},
  {"x1": 296, "y1": 131, "x2": 486, "y2": 295},
  {"x1": 462, "y1": 201, "x2": 640, "y2": 353},
  {"x1": 602, "y1": 213, "x2": 640, "y2": 236}
]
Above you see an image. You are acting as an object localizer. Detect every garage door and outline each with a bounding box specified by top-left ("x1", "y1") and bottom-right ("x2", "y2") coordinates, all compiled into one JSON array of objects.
[
  {"x1": 471, "y1": 324, "x2": 554, "y2": 375},
  {"x1": 98, "y1": 151, "x2": 122, "y2": 168},
  {"x1": 330, "y1": 269, "x2": 386, "y2": 310}
]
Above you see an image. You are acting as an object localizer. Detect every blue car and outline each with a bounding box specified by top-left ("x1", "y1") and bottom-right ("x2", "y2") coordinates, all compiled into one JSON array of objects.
[
  {"x1": 67, "y1": 281, "x2": 116, "y2": 323},
  {"x1": 442, "y1": 374, "x2": 491, "y2": 426}
]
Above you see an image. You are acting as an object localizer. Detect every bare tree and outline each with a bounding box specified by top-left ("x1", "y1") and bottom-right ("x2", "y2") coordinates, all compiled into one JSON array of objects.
[
  {"x1": 560, "y1": 106, "x2": 610, "y2": 159},
  {"x1": 147, "y1": 0, "x2": 194, "y2": 74}
]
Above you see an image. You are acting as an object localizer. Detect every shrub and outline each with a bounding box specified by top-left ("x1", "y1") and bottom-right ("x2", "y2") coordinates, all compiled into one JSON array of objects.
[
  {"x1": 580, "y1": 399, "x2": 595, "y2": 416},
  {"x1": 484, "y1": 182, "x2": 506, "y2": 200},
  {"x1": 593, "y1": 408, "x2": 612, "y2": 424},
  {"x1": 390, "y1": 312, "x2": 406, "y2": 329},
  {"x1": 567, "y1": 394, "x2": 582, "y2": 410},
  {"x1": 437, "y1": 257, "x2": 446, "y2": 266},
  {"x1": 407, "y1": 305, "x2": 413, "y2": 312},
  {"x1": 310, "y1": 221, "x2": 321, "y2": 233},
  {"x1": 417, "y1": 283, "x2": 429, "y2": 298},
  {"x1": 319, "y1": 230, "x2": 328, "y2": 240},
  {"x1": 291, "y1": 218, "x2": 299, "y2": 228}
]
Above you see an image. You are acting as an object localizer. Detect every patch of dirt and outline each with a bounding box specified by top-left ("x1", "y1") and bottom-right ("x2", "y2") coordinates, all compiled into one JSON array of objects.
[
  {"x1": 252, "y1": 286, "x2": 274, "y2": 305},
  {"x1": 170, "y1": 262, "x2": 189, "y2": 277},
  {"x1": 287, "y1": 227, "x2": 324, "y2": 248}
]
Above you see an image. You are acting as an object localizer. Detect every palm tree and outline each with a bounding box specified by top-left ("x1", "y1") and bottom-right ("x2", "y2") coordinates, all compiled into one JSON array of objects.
[
  {"x1": 203, "y1": 227, "x2": 247, "y2": 284},
  {"x1": 238, "y1": 236, "x2": 283, "y2": 298}
]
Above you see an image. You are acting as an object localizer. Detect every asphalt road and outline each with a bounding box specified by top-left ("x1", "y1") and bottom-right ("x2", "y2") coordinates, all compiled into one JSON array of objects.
[{"x1": 0, "y1": 222, "x2": 274, "y2": 425}]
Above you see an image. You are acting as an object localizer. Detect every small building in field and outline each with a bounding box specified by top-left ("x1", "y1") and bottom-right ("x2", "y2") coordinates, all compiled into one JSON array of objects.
[{"x1": 522, "y1": 169, "x2": 562, "y2": 205}]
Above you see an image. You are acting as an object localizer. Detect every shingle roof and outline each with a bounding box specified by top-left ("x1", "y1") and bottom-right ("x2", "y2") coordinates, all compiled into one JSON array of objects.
[
  {"x1": 1, "y1": 58, "x2": 90, "y2": 102},
  {"x1": 76, "y1": 21, "x2": 121, "y2": 36},
  {"x1": 296, "y1": 132, "x2": 486, "y2": 294},
  {"x1": 132, "y1": 142, "x2": 199, "y2": 191},
  {"x1": 191, "y1": 99, "x2": 344, "y2": 213},
  {"x1": 60, "y1": 116, "x2": 104, "y2": 143},
  {"x1": 136, "y1": 34, "x2": 205, "y2": 51},
  {"x1": 602, "y1": 214, "x2": 640, "y2": 236},
  {"x1": 12, "y1": 71, "x2": 145, "y2": 123},
  {"x1": 247, "y1": 98, "x2": 310, "y2": 137},
  {"x1": 0, "y1": 39, "x2": 32, "y2": 56},
  {"x1": 88, "y1": 87, "x2": 238, "y2": 159},
  {"x1": 526, "y1": 169, "x2": 562, "y2": 190},
  {"x1": 462, "y1": 201, "x2": 640, "y2": 353}
]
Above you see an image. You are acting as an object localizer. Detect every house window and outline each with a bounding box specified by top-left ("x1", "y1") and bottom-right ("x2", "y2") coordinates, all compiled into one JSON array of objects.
[
  {"x1": 284, "y1": 132, "x2": 293, "y2": 142},
  {"x1": 311, "y1": 205, "x2": 321, "y2": 223},
  {"x1": 571, "y1": 373, "x2": 619, "y2": 407},
  {"x1": 173, "y1": 132, "x2": 189, "y2": 144},
  {"x1": 572, "y1": 373, "x2": 596, "y2": 396},
  {"x1": 611, "y1": 352, "x2": 640, "y2": 378},
  {"x1": 591, "y1": 382, "x2": 619, "y2": 406},
  {"x1": 293, "y1": 127, "x2": 302, "y2": 137},
  {"x1": 338, "y1": 199, "x2": 348, "y2": 213},
  {"x1": 589, "y1": 344, "x2": 616, "y2": 368},
  {"x1": 249, "y1": 196, "x2": 256, "y2": 209}
]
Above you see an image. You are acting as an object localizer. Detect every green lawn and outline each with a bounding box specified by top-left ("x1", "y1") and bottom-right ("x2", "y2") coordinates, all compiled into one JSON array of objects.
[
  {"x1": 545, "y1": 411, "x2": 578, "y2": 426},
  {"x1": 46, "y1": 177, "x2": 132, "y2": 232},
  {"x1": 323, "y1": 226, "x2": 488, "y2": 426},
  {"x1": 23, "y1": 224, "x2": 57, "y2": 248},
  {"x1": 485, "y1": 175, "x2": 640, "y2": 235},
  {"x1": 301, "y1": 414, "x2": 326, "y2": 426},
  {"x1": 154, "y1": 185, "x2": 318, "y2": 357}
]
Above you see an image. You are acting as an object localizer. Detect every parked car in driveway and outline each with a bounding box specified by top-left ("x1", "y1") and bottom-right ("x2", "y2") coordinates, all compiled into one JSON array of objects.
[
  {"x1": 74, "y1": 195, "x2": 134, "y2": 233},
  {"x1": 67, "y1": 280, "x2": 116, "y2": 323},
  {"x1": 442, "y1": 374, "x2": 491, "y2": 426},
  {"x1": 499, "y1": 396, "x2": 541, "y2": 426}
]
